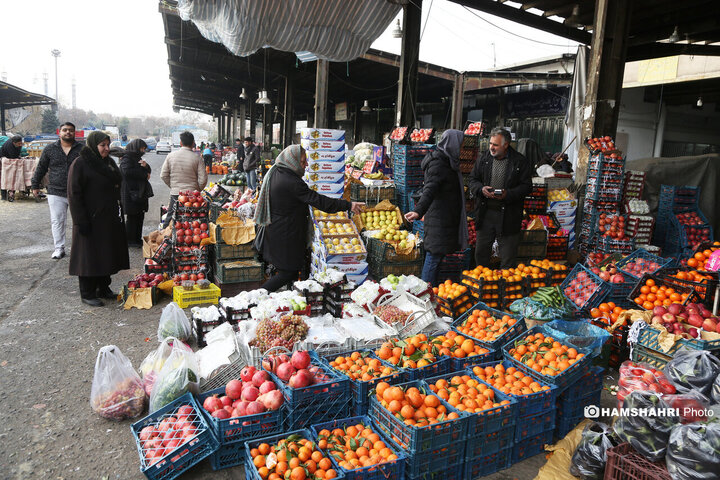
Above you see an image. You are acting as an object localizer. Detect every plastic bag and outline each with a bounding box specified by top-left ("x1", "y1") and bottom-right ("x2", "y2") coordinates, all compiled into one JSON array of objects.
[
  {"x1": 666, "y1": 422, "x2": 720, "y2": 480},
  {"x1": 138, "y1": 337, "x2": 176, "y2": 396},
  {"x1": 617, "y1": 361, "x2": 675, "y2": 408},
  {"x1": 157, "y1": 302, "x2": 192, "y2": 342},
  {"x1": 543, "y1": 320, "x2": 611, "y2": 358},
  {"x1": 569, "y1": 422, "x2": 618, "y2": 480},
  {"x1": 149, "y1": 341, "x2": 199, "y2": 412},
  {"x1": 613, "y1": 390, "x2": 679, "y2": 462},
  {"x1": 509, "y1": 297, "x2": 575, "y2": 321},
  {"x1": 90, "y1": 345, "x2": 146, "y2": 420},
  {"x1": 664, "y1": 390, "x2": 713, "y2": 423},
  {"x1": 713, "y1": 374, "x2": 720, "y2": 404},
  {"x1": 664, "y1": 349, "x2": 720, "y2": 396}
]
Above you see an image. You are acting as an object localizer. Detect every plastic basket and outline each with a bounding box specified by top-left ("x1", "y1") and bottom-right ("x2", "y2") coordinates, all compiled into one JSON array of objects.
[
  {"x1": 196, "y1": 387, "x2": 283, "y2": 445},
  {"x1": 199, "y1": 355, "x2": 246, "y2": 392},
  {"x1": 215, "y1": 242, "x2": 255, "y2": 260},
  {"x1": 209, "y1": 442, "x2": 245, "y2": 471},
  {"x1": 637, "y1": 324, "x2": 720, "y2": 354},
  {"x1": 514, "y1": 409, "x2": 555, "y2": 442},
  {"x1": 451, "y1": 302, "x2": 527, "y2": 351},
  {"x1": 310, "y1": 416, "x2": 406, "y2": 480},
  {"x1": 627, "y1": 273, "x2": 702, "y2": 310},
  {"x1": 350, "y1": 183, "x2": 396, "y2": 208},
  {"x1": 283, "y1": 391, "x2": 352, "y2": 430},
  {"x1": 630, "y1": 345, "x2": 672, "y2": 370},
  {"x1": 616, "y1": 249, "x2": 673, "y2": 279},
  {"x1": 657, "y1": 268, "x2": 719, "y2": 306},
  {"x1": 131, "y1": 393, "x2": 220, "y2": 480},
  {"x1": 559, "y1": 365, "x2": 605, "y2": 399},
  {"x1": 214, "y1": 259, "x2": 264, "y2": 283},
  {"x1": 366, "y1": 236, "x2": 423, "y2": 263},
  {"x1": 267, "y1": 351, "x2": 350, "y2": 407},
  {"x1": 560, "y1": 263, "x2": 612, "y2": 311},
  {"x1": 437, "y1": 248, "x2": 472, "y2": 283},
  {"x1": 556, "y1": 387, "x2": 602, "y2": 421},
  {"x1": 243, "y1": 430, "x2": 328, "y2": 480},
  {"x1": 510, "y1": 427, "x2": 554, "y2": 464},
  {"x1": 464, "y1": 446, "x2": 511, "y2": 480},
  {"x1": 604, "y1": 443, "x2": 671, "y2": 480},
  {"x1": 173, "y1": 283, "x2": 221, "y2": 308},
  {"x1": 408, "y1": 460, "x2": 465, "y2": 480},
  {"x1": 465, "y1": 424, "x2": 514, "y2": 460}
]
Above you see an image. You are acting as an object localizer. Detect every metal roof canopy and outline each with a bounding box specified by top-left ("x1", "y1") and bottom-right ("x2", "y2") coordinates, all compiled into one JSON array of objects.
[{"x1": 0, "y1": 80, "x2": 56, "y2": 135}]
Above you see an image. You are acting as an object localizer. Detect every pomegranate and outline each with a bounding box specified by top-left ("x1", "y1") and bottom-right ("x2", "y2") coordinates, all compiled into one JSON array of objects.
[
  {"x1": 139, "y1": 426, "x2": 156, "y2": 442},
  {"x1": 241, "y1": 386, "x2": 260, "y2": 402},
  {"x1": 246, "y1": 401, "x2": 266, "y2": 415},
  {"x1": 203, "y1": 395, "x2": 223, "y2": 413},
  {"x1": 234, "y1": 401, "x2": 249, "y2": 416},
  {"x1": 212, "y1": 409, "x2": 230, "y2": 420},
  {"x1": 276, "y1": 362, "x2": 296, "y2": 382},
  {"x1": 291, "y1": 351, "x2": 311, "y2": 370},
  {"x1": 219, "y1": 396, "x2": 233, "y2": 408},
  {"x1": 289, "y1": 369, "x2": 313, "y2": 388},
  {"x1": 259, "y1": 380, "x2": 276, "y2": 395},
  {"x1": 225, "y1": 379, "x2": 243, "y2": 400},
  {"x1": 252, "y1": 370, "x2": 270, "y2": 387},
  {"x1": 258, "y1": 390, "x2": 284, "y2": 411}
]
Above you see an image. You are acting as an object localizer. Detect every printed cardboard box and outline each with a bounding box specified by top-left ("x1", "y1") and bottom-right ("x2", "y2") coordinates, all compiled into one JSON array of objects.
[{"x1": 300, "y1": 128, "x2": 346, "y2": 141}]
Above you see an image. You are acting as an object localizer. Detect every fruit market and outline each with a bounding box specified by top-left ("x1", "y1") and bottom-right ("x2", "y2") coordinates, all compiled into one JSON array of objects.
[{"x1": 4, "y1": 1, "x2": 720, "y2": 480}]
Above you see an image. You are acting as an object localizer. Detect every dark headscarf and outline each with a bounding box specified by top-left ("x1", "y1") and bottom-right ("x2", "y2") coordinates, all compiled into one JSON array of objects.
[
  {"x1": 124, "y1": 139, "x2": 147, "y2": 161},
  {"x1": 0, "y1": 136, "x2": 23, "y2": 159},
  {"x1": 81, "y1": 131, "x2": 121, "y2": 182},
  {"x1": 84, "y1": 131, "x2": 111, "y2": 160},
  {"x1": 432, "y1": 129, "x2": 468, "y2": 250},
  {"x1": 254, "y1": 145, "x2": 305, "y2": 227}
]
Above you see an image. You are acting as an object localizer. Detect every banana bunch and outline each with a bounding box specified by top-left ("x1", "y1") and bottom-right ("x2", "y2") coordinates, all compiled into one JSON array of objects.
[
  {"x1": 364, "y1": 172, "x2": 385, "y2": 180},
  {"x1": 532, "y1": 286, "x2": 566, "y2": 309}
]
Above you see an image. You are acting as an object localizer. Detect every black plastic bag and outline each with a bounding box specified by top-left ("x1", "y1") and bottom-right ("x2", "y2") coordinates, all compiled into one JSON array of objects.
[
  {"x1": 613, "y1": 390, "x2": 679, "y2": 462},
  {"x1": 666, "y1": 422, "x2": 720, "y2": 480},
  {"x1": 664, "y1": 350, "x2": 720, "y2": 397},
  {"x1": 712, "y1": 373, "x2": 720, "y2": 404},
  {"x1": 569, "y1": 422, "x2": 618, "y2": 480}
]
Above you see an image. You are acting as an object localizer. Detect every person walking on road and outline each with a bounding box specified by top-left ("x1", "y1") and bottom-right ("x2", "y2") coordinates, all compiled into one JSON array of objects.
[
  {"x1": 119, "y1": 139, "x2": 152, "y2": 247},
  {"x1": 1, "y1": 135, "x2": 24, "y2": 202},
  {"x1": 243, "y1": 137, "x2": 261, "y2": 191},
  {"x1": 31, "y1": 122, "x2": 83, "y2": 259},
  {"x1": 159, "y1": 131, "x2": 208, "y2": 228},
  {"x1": 254, "y1": 144, "x2": 363, "y2": 292},
  {"x1": 67, "y1": 131, "x2": 130, "y2": 307},
  {"x1": 468, "y1": 127, "x2": 532, "y2": 268},
  {"x1": 202, "y1": 144, "x2": 213, "y2": 171},
  {"x1": 404, "y1": 129, "x2": 468, "y2": 285}
]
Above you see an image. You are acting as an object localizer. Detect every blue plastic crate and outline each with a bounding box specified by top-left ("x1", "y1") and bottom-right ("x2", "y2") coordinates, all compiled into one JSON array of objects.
[
  {"x1": 465, "y1": 424, "x2": 515, "y2": 460},
  {"x1": 560, "y1": 263, "x2": 612, "y2": 310},
  {"x1": 407, "y1": 460, "x2": 465, "y2": 480},
  {"x1": 266, "y1": 351, "x2": 350, "y2": 407},
  {"x1": 423, "y1": 370, "x2": 517, "y2": 437},
  {"x1": 559, "y1": 366, "x2": 605, "y2": 399},
  {"x1": 412, "y1": 220, "x2": 424, "y2": 240},
  {"x1": 393, "y1": 159, "x2": 423, "y2": 176},
  {"x1": 616, "y1": 248, "x2": 673, "y2": 280},
  {"x1": 464, "y1": 446, "x2": 512, "y2": 480},
  {"x1": 405, "y1": 356, "x2": 451, "y2": 381},
  {"x1": 515, "y1": 409, "x2": 555, "y2": 442},
  {"x1": 511, "y1": 428, "x2": 555, "y2": 465},
  {"x1": 353, "y1": 398, "x2": 369, "y2": 417},
  {"x1": 368, "y1": 381, "x2": 467, "y2": 453},
  {"x1": 244, "y1": 429, "x2": 337, "y2": 480},
  {"x1": 392, "y1": 143, "x2": 436, "y2": 161},
  {"x1": 283, "y1": 393, "x2": 352, "y2": 430},
  {"x1": 557, "y1": 388, "x2": 602, "y2": 420},
  {"x1": 378, "y1": 428, "x2": 464, "y2": 480},
  {"x1": 196, "y1": 387, "x2": 283, "y2": 445},
  {"x1": 467, "y1": 360, "x2": 559, "y2": 417},
  {"x1": 209, "y1": 442, "x2": 245, "y2": 471},
  {"x1": 502, "y1": 325, "x2": 594, "y2": 390},
  {"x1": 451, "y1": 301, "x2": 527, "y2": 351},
  {"x1": 310, "y1": 415, "x2": 407, "y2": 480},
  {"x1": 131, "y1": 393, "x2": 220, "y2": 480},
  {"x1": 449, "y1": 347, "x2": 495, "y2": 371}
]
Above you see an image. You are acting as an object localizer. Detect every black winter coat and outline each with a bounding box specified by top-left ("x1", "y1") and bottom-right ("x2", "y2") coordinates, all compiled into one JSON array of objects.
[
  {"x1": 413, "y1": 151, "x2": 463, "y2": 255},
  {"x1": 31, "y1": 140, "x2": 83, "y2": 197},
  {"x1": 468, "y1": 147, "x2": 533, "y2": 235},
  {"x1": 262, "y1": 168, "x2": 351, "y2": 271},
  {"x1": 67, "y1": 148, "x2": 130, "y2": 277},
  {"x1": 120, "y1": 154, "x2": 152, "y2": 215}
]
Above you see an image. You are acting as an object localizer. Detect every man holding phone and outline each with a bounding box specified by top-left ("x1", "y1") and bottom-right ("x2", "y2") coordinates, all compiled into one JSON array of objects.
[{"x1": 469, "y1": 127, "x2": 532, "y2": 268}]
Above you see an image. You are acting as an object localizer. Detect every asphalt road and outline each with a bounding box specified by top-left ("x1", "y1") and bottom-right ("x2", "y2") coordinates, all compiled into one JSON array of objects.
[{"x1": 0, "y1": 152, "x2": 618, "y2": 479}]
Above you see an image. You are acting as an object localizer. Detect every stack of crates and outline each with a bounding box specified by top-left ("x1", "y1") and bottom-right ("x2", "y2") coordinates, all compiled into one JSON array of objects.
[
  {"x1": 524, "y1": 182, "x2": 548, "y2": 214},
  {"x1": 654, "y1": 185, "x2": 713, "y2": 258},
  {"x1": 437, "y1": 248, "x2": 472, "y2": 283},
  {"x1": 623, "y1": 170, "x2": 645, "y2": 202},
  {"x1": 212, "y1": 239, "x2": 264, "y2": 296},
  {"x1": 392, "y1": 143, "x2": 434, "y2": 213},
  {"x1": 554, "y1": 367, "x2": 604, "y2": 439}
]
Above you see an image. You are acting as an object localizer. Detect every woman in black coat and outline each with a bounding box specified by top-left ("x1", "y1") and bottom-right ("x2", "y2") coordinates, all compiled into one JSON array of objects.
[
  {"x1": 67, "y1": 131, "x2": 130, "y2": 307},
  {"x1": 405, "y1": 129, "x2": 468, "y2": 285},
  {"x1": 254, "y1": 145, "x2": 363, "y2": 292},
  {"x1": 120, "y1": 139, "x2": 152, "y2": 247}
]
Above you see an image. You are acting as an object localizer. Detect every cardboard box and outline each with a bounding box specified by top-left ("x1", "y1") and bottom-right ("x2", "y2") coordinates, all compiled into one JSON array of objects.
[
  {"x1": 301, "y1": 139, "x2": 345, "y2": 152},
  {"x1": 346, "y1": 273, "x2": 368, "y2": 285},
  {"x1": 557, "y1": 216, "x2": 576, "y2": 227},
  {"x1": 300, "y1": 128, "x2": 346, "y2": 142},
  {"x1": 307, "y1": 160, "x2": 346, "y2": 173},
  {"x1": 326, "y1": 261, "x2": 369, "y2": 275},
  {"x1": 549, "y1": 199, "x2": 577, "y2": 219},
  {"x1": 307, "y1": 182, "x2": 344, "y2": 196},
  {"x1": 304, "y1": 172, "x2": 345, "y2": 184},
  {"x1": 307, "y1": 150, "x2": 345, "y2": 162}
]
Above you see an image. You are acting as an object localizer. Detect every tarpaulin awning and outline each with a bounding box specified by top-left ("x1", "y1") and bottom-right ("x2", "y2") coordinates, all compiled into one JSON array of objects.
[{"x1": 177, "y1": 0, "x2": 402, "y2": 62}]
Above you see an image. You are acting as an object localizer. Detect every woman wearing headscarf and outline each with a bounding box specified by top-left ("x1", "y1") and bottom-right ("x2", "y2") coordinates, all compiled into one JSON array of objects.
[
  {"x1": 405, "y1": 129, "x2": 468, "y2": 285},
  {"x1": 254, "y1": 144, "x2": 364, "y2": 292},
  {"x1": 67, "y1": 131, "x2": 130, "y2": 307},
  {"x1": 1, "y1": 135, "x2": 24, "y2": 201},
  {"x1": 119, "y1": 139, "x2": 152, "y2": 247}
]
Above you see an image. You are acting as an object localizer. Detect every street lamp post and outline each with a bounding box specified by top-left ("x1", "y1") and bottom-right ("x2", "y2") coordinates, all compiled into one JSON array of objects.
[{"x1": 51, "y1": 49, "x2": 61, "y2": 102}]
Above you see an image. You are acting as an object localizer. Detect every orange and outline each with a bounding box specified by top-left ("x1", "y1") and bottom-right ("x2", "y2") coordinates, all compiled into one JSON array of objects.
[{"x1": 290, "y1": 467, "x2": 307, "y2": 480}]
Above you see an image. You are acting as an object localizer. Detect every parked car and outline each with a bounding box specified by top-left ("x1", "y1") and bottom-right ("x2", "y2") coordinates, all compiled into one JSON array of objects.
[{"x1": 156, "y1": 141, "x2": 171, "y2": 154}]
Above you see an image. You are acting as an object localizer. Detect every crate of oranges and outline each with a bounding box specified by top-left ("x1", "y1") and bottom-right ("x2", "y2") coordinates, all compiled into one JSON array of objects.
[
  {"x1": 683, "y1": 241, "x2": 720, "y2": 272},
  {"x1": 368, "y1": 381, "x2": 467, "y2": 453},
  {"x1": 628, "y1": 274, "x2": 701, "y2": 310},
  {"x1": 244, "y1": 430, "x2": 338, "y2": 480},
  {"x1": 658, "y1": 267, "x2": 718, "y2": 305},
  {"x1": 530, "y1": 259, "x2": 569, "y2": 286},
  {"x1": 429, "y1": 330, "x2": 494, "y2": 370},
  {"x1": 451, "y1": 302, "x2": 526, "y2": 351},
  {"x1": 470, "y1": 361, "x2": 556, "y2": 417},
  {"x1": 323, "y1": 350, "x2": 407, "y2": 413},
  {"x1": 311, "y1": 416, "x2": 406, "y2": 480},
  {"x1": 425, "y1": 371, "x2": 516, "y2": 438},
  {"x1": 503, "y1": 327, "x2": 592, "y2": 389},
  {"x1": 434, "y1": 280, "x2": 475, "y2": 318},
  {"x1": 374, "y1": 334, "x2": 450, "y2": 381},
  {"x1": 461, "y1": 273, "x2": 502, "y2": 308}
]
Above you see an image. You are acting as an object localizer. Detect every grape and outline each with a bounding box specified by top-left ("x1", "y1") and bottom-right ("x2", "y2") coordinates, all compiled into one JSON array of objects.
[{"x1": 251, "y1": 315, "x2": 309, "y2": 352}]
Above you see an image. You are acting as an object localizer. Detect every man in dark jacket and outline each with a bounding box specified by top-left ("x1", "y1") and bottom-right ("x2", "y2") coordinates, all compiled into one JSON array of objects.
[
  {"x1": 243, "y1": 137, "x2": 261, "y2": 191},
  {"x1": 469, "y1": 127, "x2": 532, "y2": 268},
  {"x1": 31, "y1": 122, "x2": 83, "y2": 260}
]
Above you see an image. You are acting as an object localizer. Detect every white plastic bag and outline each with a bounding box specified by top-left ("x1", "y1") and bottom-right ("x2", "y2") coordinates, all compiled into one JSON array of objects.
[
  {"x1": 149, "y1": 341, "x2": 199, "y2": 412},
  {"x1": 138, "y1": 337, "x2": 176, "y2": 396},
  {"x1": 90, "y1": 345, "x2": 146, "y2": 420},
  {"x1": 157, "y1": 302, "x2": 192, "y2": 342}
]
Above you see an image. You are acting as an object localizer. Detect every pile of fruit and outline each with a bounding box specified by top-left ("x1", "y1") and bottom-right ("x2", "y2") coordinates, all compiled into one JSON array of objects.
[
  {"x1": 263, "y1": 351, "x2": 334, "y2": 389},
  {"x1": 177, "y1": 190, "x2": 207, "y2": 210},
  {"x1": 321, "y1": 237, "x2": 365, "y2": 255},
  {"x1": 202, "y1": 367, "x2": 284, "y2": 421},
  {"x1": 316, "y1": 423, "x2": 399, "y2": 470},
  {"x1": 464, "y1": 122, "x2": 484, "y2": 136},
  {"x1": 666, "y1": 269, "x2": 716, "y2": 296},
  {"x1": 409, "y1": 128, "x2": 433, "y2": 143},
  {"x1": 548, "y1": 189, "x2": 572, "y2": 202},
  {"x1": 589, "y1": 264, "x2": 626, "y2": 284},
  {"x1": 472, "y1": 363, "x2": 552, "y2": 397},
  {"x1": 373, "y1": 305, "x2": 412, "y2": 326},
  {"x1": 617, "y1": 361, "x2": 675, "y2": 407},
  {"x1": 390, "y1": 127, "x2": 408, "y2": 141},
  {"x1": 585, "y1": 136, "x2": 616, "y2": 153},
  {"x1": 434, "y1": 280, "x2": 469, "y2": 301},
  {"x1": 217, "y1": 172, "x2": 246, "y2": 187},
  {"x1": 632, "y1": 278, "x2": 690, "y2": 310},
  {"x1": 171, "y1": 271, "x2": 206, "y2": 286},
  {"x1": 252, "y1": 315, "x2": 310, "y2": 352},
  {"x1": 685, "y1": 243, "x2": 720, "y2": 270},
  {"x1": 327, "y1": 352, "x2": 399, "y2": 382},
  {"x1": 467, "y1": 218, "x2": 477, "y2": 246},
  {"x1": 317, "y1": 220, "x2": 356, "y2": 235},
  {"x1": 598, "y1": 214, "x2": 627, "y2": 240},
  {"x1": 136, "y1": 403, "x2": 202, "y2": 466},
  {"x1": 374, "y1": 382, "x2": 459, "y2": 427},
  {"x1": 359, "y1": 209, "x2": 400, "y2": 230},
  {"x1": 313, "y1": 209, "x2": 349, "y2": 220},
  {"x1": 174, "y1": 220, "x2": 210, "y2": 245},
  {"x1": 454, "y1": 308, "x2": 519, "y2": 344},
  {"x1": 589, "y1": 302, "x2": 627, "y2": 326},
  {"x1": 618, "y1": 256, "x2": 663, "y2": 278},
  {"x1": 586, "y1": 251, "x2": 611, "y2": 267},
  {"x1": 507, "y1": 332, "x2": 585, "y2": 377},
  {"x1": 248, "y1": 434, "x2": 338, "y2": 480},
  {"x1": 427, "y1": 373, "x2": 512, "y2": 413},
  {"x1": 563, "y1": 270, "x2": 602, "y2": 307},
  {"x1": 648, "y1": 302, "x2": 720, "y2": 337},
  {"x1": 128, "y1": 272, "x2": 166, "y2": 289},
  {"x1": 430, "y1": 331, "x2": 490, "y2": 359},
  {"x1": 375, "y1": 334, "x2": 438, "y2": 369}
]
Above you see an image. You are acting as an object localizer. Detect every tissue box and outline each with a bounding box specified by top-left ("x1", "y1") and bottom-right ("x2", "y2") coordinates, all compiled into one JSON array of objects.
[{"x1": 300, "y1": 128, "x2": 346, "y2": 141}]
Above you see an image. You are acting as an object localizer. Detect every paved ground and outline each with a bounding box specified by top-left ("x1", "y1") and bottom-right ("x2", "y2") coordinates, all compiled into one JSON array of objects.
[{"x1": 0, "y1": 152, "x2": 618, "y2": 479}]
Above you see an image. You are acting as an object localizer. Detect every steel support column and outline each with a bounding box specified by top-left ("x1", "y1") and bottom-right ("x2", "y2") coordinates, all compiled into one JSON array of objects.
[
  {"x1": 396, "y1": 0, "x2": 422, "y2": 127},
  {"x1": 314, "y1": 59, "x2": 329, "y2": 128}
]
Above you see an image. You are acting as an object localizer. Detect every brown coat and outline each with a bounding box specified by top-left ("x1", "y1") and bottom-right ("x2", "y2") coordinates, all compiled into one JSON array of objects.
[{"x1": 67, "y1": 148, "x2": 130, "y2": 277}]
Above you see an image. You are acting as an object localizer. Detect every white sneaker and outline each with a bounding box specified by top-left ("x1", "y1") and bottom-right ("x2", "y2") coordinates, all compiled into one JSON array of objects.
[{"x1": 51, "y1": 249, "x2": 65, "y2": 259}]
